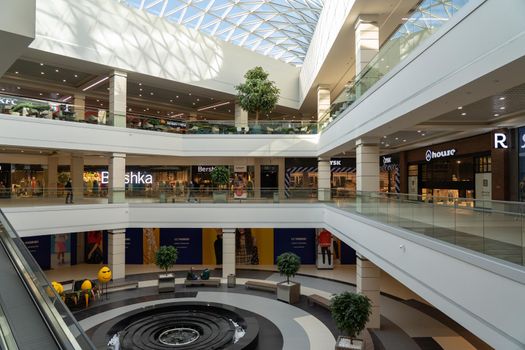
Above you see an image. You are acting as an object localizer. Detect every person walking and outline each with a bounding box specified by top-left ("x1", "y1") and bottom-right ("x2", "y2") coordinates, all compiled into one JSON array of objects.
[{"x1": 65, "y1": 178, "x2": 73, "y2": 204}]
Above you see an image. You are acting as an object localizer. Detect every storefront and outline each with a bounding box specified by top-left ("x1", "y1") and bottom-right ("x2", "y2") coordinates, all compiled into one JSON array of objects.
[
  {"x1": 404, "y1": 132, "x2": 510, "y2": 205},
  {"x1": 380, "y1": 154, "x2": 400, "y2": 193},
  {"x1": 191, "y1": 165, "x2": 255, "y2": 198},
  {"x1": 284, "y1": 158, "x2": 356, "y2": 198},
  {"x1": 10, "y1": 164, "x2": 46, "y2": 197}
]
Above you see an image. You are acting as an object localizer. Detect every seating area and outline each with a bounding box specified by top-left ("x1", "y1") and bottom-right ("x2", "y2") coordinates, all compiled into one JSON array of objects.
[
  {"x1": 244, "y1": 280, "x2": 277, "y2": 293},
  {"x1": 307, "y1": 294, "x2": 331, "y2": 310},
  {"x1": 184, "y1": 278, "x2": 221, "y2": 287}
]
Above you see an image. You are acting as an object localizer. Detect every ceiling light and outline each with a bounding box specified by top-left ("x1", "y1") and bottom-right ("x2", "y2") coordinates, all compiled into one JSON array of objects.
[
  {"x1": 96, "y1": 99, "x2": 100, "y2": 102},
  {"x1": 493, "y1": 113, "x2": 500, "y2": 117},
  {"x1": 457, "y1": 106, "x2": 463, "y2": 110},
  {"x1": 403, "y1": 139, "x2": 406, "y2": 142},
  {"x1": 395, "y1": 137, "x2": 399, "y2": 140},
  {"x1": 421, "y1": 133, "x2": 425, "y2": 136},
  {"x1": 100, "y1": 103, "x2": 103, "y2": 106},
  {"x1": 417, "y1": 130, "x2": 421, "y2": 133},
  {"x1": 188, "y1": 92, "x2": 192, "y2": 96},
  {"x1": 63, "y1": 79, "x2": 67, "y2": 82},
  {"x1": 82, "y1": 76, "x2": 109, "y2": 91},
  {"x1": 461, "y1": 112, "x2": 467, "y2": 116},
  {"x1": 383, "y1": 135, "x2": 387, "y2": 139},
  {"x1": 41, "y1": 72, "x2": 45, "y2": 75},
  {"x1": 39, "y1": 93, "x2": 43, "y2": 96},
  {"x1": 192, "y1": 103, "x2": 196, "y2": 105},
  {"x1": 139, "y1": 88, "x2": 143, "y2": 91},
  {"x1": 62, "y1": 96, "x2": 72, "y2": 102},
  {"x1": 196, "y1": 98, "x2": 200, "y2": 101},
  {"x1": 157, "y1": 111, "x2": 160, "y2": 114},
  {"x1": 150, "y1": 92, "x2": 154, "y2": 95},
  {"x1": 146, "y1": 108, "x2": 149, "y2": 111},
  {"x1": 170, "y1": 99, "x2": 173, "y2": 103},
  {"x1": 385, "y1": 144, "x2": 390, "y2": 147},
  {"x1": 138, "y1": 83, "x2": 142, "y2": 86},
  {"x1": 197, "y1": 101, "x2": 230, "y2": 112},
  {"x1": 15, "y1": 71, "x2": 19, "y2": 74},
  {"x1": 172, "y1": 113, "x2": 184, "y2": 118},
  {"x1": 16, "y1": 86, "x2": 20, "y2": 90},
  {"x1": 55, "y1": 69, "x2": 59, "y2": 72},
  {"x1": 1, "y1": 89, "x2": 4, "y2": 91},
  {"x1": 499, "y1": 97, "x2": 505, "y2": 100},
  {"x1": 176, "y1": 96, "x2": 179, "y2": 98},
  {"x1": 500, "y1": 106, "x2": 505, "y2": 110},
  {"x1": 139, "y1": 94, "x2": 142, "y2": 97},
  {"x1": 40, "y1": 63, "x2": 44, "y2": 66}
]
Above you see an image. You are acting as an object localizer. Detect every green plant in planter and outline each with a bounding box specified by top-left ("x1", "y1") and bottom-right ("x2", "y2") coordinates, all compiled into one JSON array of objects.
[
  {"x1": 210, "y1": 166, "x2": 230, "y2": 190},
  {"x1": 12, "y1": 102, "x2": 50, "y2": 112},
  {"x1": 276, "y1": 252, "x2": 301, "y2": 284},
  {"x1": 155, "y1": 246, "x2": 178, "y2": 274},
  {"x1": 330, "y1": 291, "x2": 372, "y2": 344},
  {"x1": 235, "y1": 66, "x2": 280, "y2": 124}
]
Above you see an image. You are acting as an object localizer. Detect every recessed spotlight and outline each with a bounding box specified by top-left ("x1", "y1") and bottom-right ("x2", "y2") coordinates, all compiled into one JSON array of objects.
[
  {"x1": 55, "y1": 69, "x2": 59, "y2": 72},
  {"x1": 40, "y1": 72, "x2": 45, "y2": 75},
  {"x1": 139, "y1": 94, "x2": 142, "y2": 97},
  {"x1": 150, "y1": 92, "x2": 154, "y2": 95},
  {"x1": 196, "y1": 98, "x2": 200, "y2": 101},
  {"x1": 403, "y1": 139, "x2": 406, "y2": 142},
  {"x1": 14, "y1": 71, "x2": 19, "y2": 74},
  {"x1": 1, "y1": 89, "x2": 4, "y2": 91},
  {"x1": 56, "y1": 92, "x2": 59, "y2": 95},
  {"x1": 128, "y1": 108, "x2": 132, "y2": 111},
  {"x1": 100, "y1": 103, "x2": 103, "y2": 106},
  {"x1": 493, "y1": 113, "x2": 500, "y2": 117},
  {"x1": 96, "y1": 99, "x2": 100, "y2": 102},
  {"x1": 176, "y1": 96, "x2": 179, "y2": 98},
  {"x1": 39, "y1": 93, "x2": 43, "y2": 96},
  {"x1": 138, "y1": 83, "x2": 142, "y2": 86},
  {"x1": 500, "y1": 106, "x2": 505, "y2": 110},
  {"x1": 40, "y1": 63, "x2": 44, "y2": 66},
  {"x1": 63, "y1": 79, "x2": 67, "y2": 82},
  {"x1": 385, "y1": 144, "x2": 390, "y2": 147},
  {"x1": 417, "y1": 130, "x2": 421, "y2": 133},
  {"x1": 192, "y1": 103, "x2": 196, "y2": 105},
  {"x1": 457, "y1": 106, "x2": 463, "y2": 110},
  {"x1": 143, "y1": 109, "x2": 146, "y2": 112},
  {"x1": 383, "y1": 135, "x2": 387, "y2": 139},
  {"x1": 146, "y1": 108, "x2": 149, "y2": 111},
  {"x1": 170, "y1": 99, "x2": 173, "y2": 102},
  {"x1": 421, "y1": 133, "x2": 426, "y2": 136},
  {"x1": 157, "y1": 111, "x2": 160, "y2": 114},
  {"x1": 228, "y1": 109, "x2": 231, "y2": 112},
  {"x1": 74, "y1": 74, "x2": 78, "y2": 78},
  {"x1": 21, "y1": 150, "x2": 24, "y2": 153},
  {"x1": 139, "y1": 88, "x2": 143, "y2": 91},
  {"x1": 188, "y1": 92, "x2": 192, "y2": 96},
  {"x1": 461, "y1": 112, "x2": 467, "y2": 116},
  {"x1": 499, "y1": 97, "x2": 505, "y2": 100},
  {"x1": 16, "y1": 86, "x2": 20, "y2": 90},
  {"x1": 395, "y1": 137, "x2": 399, "y2": 140}
]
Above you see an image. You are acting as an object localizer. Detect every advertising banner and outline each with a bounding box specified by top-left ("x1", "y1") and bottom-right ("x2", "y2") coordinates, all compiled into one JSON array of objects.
[
  {"x1": 160, "y1": 228, "x2": 202, "y2": 264},
  {"x1": 273, "y1": 228, "x2": 316, "y2": 264},
  {"x1": 142, "y1": 228, "x2": 160, "y2": 264},
  {"x1": 85, "y1": 231, "x2": 104, "y2": 264},
  {"x1": 51, "y1": 233, "x2": 70, "y2": 269},
  {"x1": 22, "y1": 236, "x2": 51, "y2": 270},
  {"x1": 202, "y1": 228, "x2": 223, "y2": 265},
  {"x1": 233, "y1": 165, "x2": 248, "y2": 199},
  {"x1": 125, "y1": 228, "x2": 144, "y2": 264}
]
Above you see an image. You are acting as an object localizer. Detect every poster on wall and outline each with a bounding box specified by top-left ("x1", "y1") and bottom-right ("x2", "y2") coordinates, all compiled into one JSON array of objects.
[
  {"x1": 273, "y1": 228, "x2": 316, "y2": 264},
  {"x1": 22, "y1": 236, "x2": 51, "y2": 270},
  {"x1": 125, "y1": 228, "x2": 144, "y2": 264},
  {"x1": 235, "y1": 228, "x2": 259, "y2": 265},
  {"x1": 233, "y1": 165, "x2": 248, "y2": 199},
  {"x1": 202, "y1": 228, "x2": 224, "y2": 265},
  {"x1": 51, "y1": 233, "x2": 70, "y2": 269},
  {"x1": 85, "y1": 231, "x2": 104, "y2": 264},
  {"x1": 160, "y1": 228, "x2": 202, "y2": 264},
  {"x1": 142, "y1": 228, "x2": 160, "y2": 264}
]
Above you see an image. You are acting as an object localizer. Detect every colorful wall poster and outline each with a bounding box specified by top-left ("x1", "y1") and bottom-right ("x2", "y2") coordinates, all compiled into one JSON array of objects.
[
  {"x1": 160, "y1": 228, "x2": 202, "y2": 264},
  {"x1": 143, "y1": 228, "x2": 160, "y2": 264},
  {"x1": 85, "y1": 231, "x2": 104, "y2": 264},
  {"x1": 51, "y1": 233, "x2": 70, "y2": 269},
  {"x1": 273, "y1": 228, "x2": 316, "y2": 264},
  {"x1": 250, "y1": 228, "x2": 273, "y2": 265},
  {"x1": 125, "y1": 228, "x2": 144, "y2": 264},
  {"x1": 202, "y1": 228, "x2": 223, "y2": 265},
  {"x1": 22, "y1": 235, "x2": 51, "y2": 270},
  {"x1": 233, "y1": 165, "x2": 248, "y2": 199}
]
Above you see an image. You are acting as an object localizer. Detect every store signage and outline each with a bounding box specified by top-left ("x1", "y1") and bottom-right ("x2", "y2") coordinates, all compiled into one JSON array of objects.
[
  {"x1": 0, "y1": 96, "x2": 18, "y2": 105},
  {"x1": 330, "y1": 160, "x2": 342, "y2": 166},
  {"x1": 100, "y1": 171, "x2": 153, "y2": 185},
  {"x1": 197, "y1": 165, "x2": 216, "y2": 173},
  {"x1": 494, "y1": 132, "x2": 508, "y2": 149},
  {"x1": 425, "y1": 148, "x2": 456, "y2": 161},
  {"x1": 234, "y1": 165, "x2": 247, "y2": 173},
  {"x1": 382, "y1": 156, "x2": 392, "y2": 164}
]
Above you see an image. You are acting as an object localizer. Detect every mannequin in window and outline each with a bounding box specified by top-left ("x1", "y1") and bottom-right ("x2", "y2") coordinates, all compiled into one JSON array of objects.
[{"x1": 318, "y1": 229, "x2": 332, "y2": 265}]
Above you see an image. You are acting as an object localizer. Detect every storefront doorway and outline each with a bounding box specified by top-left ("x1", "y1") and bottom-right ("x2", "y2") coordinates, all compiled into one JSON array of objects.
[{"x1": 261, "y1": 165, "x2": 278, "y2": 198}]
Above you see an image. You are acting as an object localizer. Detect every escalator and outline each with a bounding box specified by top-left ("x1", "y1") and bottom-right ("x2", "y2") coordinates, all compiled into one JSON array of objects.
[{"x1": 0, "y1": 210, "x2": 95, "y2": 350}]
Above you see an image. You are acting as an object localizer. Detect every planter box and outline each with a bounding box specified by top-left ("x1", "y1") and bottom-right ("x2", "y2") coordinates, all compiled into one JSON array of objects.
[
  {"x1": 213, "y1": 191, "x2": 227, "y2": 203},
  {"x1": 335, "y1": 336, "x2": 363, "y2": 350},
  {"x1": 277, "y1": 281, "x2": 300, "y2": 304},
  {"x1": 158, "y1": 273, "x2": 175, "y2": 293}
]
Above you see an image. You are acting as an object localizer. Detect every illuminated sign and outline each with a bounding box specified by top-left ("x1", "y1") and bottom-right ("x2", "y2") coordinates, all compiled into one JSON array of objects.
[
  {"x1": 494, "y1": 132, "x2": 508, "y2": 149},
  {"x1": 425, "y1": 148, "x2": 456, "y2": 162},
  {"x1": 330, "y1": 160, "x2": 342, "y2": 166},
  {"x1": 197, "y1": 166, "x2": 215, "y2": 173},
  {"x1": 100, "y1": 171, "x2": 153, "y2": 185},
  {"x1": 0, "y1": 96, "x2": 18, "y2": 105},
  {"x1": 382, "y1": 156, "x2": 392, "y2": 164}
]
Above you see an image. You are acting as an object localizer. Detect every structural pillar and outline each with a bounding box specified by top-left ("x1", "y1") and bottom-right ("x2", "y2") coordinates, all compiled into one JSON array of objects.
[
  {"x1": 46, "y1": 155, "x2": 58, "y2": 197},
  {"x1": 318, "y1": 157, "x2": 331, "y2": 201},
  {"x1": 356, "y1": 138, "x2": 379, "y2": 213},
  {"x1": 71, "y1": 155, "x2": 84, "y2": 202},
  {"x1": 354, "y1": 16, "x2": 379, "y2": 76},
  {"x1": 222, "y1": 228, "x2": 236, "y2": 278},
  {"x1": 108, "y1": 229, "x2": 126, "y2": 280},
  {"x1": 235, "y1": 103, "x2": 249, "y2": 132},
  {"x1": 254, "y1": 158, "x2": 261, "y2": 199},
  {"x1": 357, "y1": 255, "x2": 380, "y2": 329},
  {"x1": 109, "y1": 153, "x2": 126, "y2": 204},
  {"x1": 109, "y1": 70, "x2": 127, "y2": 128},
  {"x1": 74, "y1": 93, "x2": 86, "y2": 122},
  {"x1": 317, "y1": 85, "x2": 331, "y2": 122}
]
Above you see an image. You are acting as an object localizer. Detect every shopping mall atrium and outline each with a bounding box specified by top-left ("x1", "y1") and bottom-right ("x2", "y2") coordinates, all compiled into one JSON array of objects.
[{"x1": 0, "y1": 0, "x2": 524, "y2": 349}]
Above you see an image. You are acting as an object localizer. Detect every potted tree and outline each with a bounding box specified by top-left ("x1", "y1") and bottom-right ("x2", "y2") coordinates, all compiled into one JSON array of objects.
[
  {"x1": 155, "y1": 245, "x2": 178, "y2": 293},
  {"x1": 235, "y1": 66, "x2": 280, "y2": 131},
  {"x1": 210, "y1": 166, "x2": 230, "y2": 203},
  {"x1": 330, "y1": 291, "x2": 372, "y2": 350},
  {"x1": 276, "y1": 252, "x2": 301, "y2": 304}
]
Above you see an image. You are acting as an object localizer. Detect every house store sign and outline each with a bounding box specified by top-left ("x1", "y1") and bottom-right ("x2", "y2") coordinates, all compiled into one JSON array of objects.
[{"x1": 425, "y1": 148, "x2": 456, "y2": 162}]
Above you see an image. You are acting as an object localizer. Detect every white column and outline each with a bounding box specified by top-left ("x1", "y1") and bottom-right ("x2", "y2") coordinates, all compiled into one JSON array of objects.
[
  {"x1": 71, "y1": 155, "x2": 84, "y2": 202},
  {"x1": 355, "y1": 16, "x2": 379, "y2": 75},
  {"x1": 235, "y1": 103, "x2": 249, "y2": 132},
  {"x1": 317, "y1": 85, "x2": 330, "y2": 122},
  {"x1": 109, "y1": 70, "x2": 127, "y2": 127},
  {"x1": 46, "y1": 155, "x2": 58, "y2": 196},
  {"x1": 74, "y1": 93, "x2": 86, "y2": 122},
  {"x1": 109, "y1": 153, "x2": 126, "y2": 204},
  {"x1": 357, "y1": 255, "x2": 380, "y2": 329},
  {"x1": 222, "y1": 228, "x2": 236, "y2": 278},
  {"x1": 318, "y1": 157, "x2": 331, "y2": 201},
  {"x1": 108, "y1": 229, "x2": 126, "y2": 280},
  {"x1": 254, "y1": 159, "x2": 261, "y2": 199},
  {"x1": 356, "y1": 138, "x2": 379, "y2": 192}
]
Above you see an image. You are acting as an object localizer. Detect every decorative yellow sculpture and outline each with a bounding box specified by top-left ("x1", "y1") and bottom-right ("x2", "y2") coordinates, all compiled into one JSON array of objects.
[
  {"x1": 98, "y1": 266, "x2": 112, "y2": 283},
  {"x1": 51, "y1": 281, "x2": 64, "y2": 294},
  {"x1": 81, "y1": 279, "x2": 93, "y2": 307}
]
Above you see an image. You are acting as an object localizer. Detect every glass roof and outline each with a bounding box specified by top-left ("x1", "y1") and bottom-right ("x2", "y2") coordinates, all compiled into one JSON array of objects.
[{"x1": 117, "y1": 0, "x2": 324, "y2": 66}]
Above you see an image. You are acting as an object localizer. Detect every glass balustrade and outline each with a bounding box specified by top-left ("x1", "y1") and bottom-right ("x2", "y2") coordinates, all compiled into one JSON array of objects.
[
  {"x1": 318, "y1": 0, "x2": 471, "y2": 131},
  {"x1": 0, "y1": 187, "x2": 523, "y2": 267}
]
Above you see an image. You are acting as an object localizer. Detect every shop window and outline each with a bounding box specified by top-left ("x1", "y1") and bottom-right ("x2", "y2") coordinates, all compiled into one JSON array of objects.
[{"x1": 475, "y1": 156, "x2": 491, "y2": 173}]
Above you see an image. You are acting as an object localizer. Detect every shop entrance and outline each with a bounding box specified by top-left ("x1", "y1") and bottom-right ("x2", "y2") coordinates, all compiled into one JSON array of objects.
[{"x1": 261, "y1": 165, "x2": 278, "y2": 198}]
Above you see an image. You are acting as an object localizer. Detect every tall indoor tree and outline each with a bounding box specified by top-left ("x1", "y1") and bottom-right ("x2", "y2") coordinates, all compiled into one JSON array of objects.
[{"x1": 235, "y1": 66, "x2": 280, "y2": 124}]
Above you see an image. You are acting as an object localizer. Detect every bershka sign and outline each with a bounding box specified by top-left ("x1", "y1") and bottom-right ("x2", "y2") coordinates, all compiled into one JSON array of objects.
[
  {"x1": 197, "y1": 165, "x2": 216, "y2": 173},
  {"x1": 101, "y1": 171, "x2": 153, "y2": 184},
  {"x1": 425, "y1": 148, "x2": 456, "y2": 162}
]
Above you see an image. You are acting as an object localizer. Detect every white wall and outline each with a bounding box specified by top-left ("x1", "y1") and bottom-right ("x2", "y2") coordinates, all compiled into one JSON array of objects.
[
  {"x1": 317, "y1": 0, "x2": 525, "y2": 156},
  {"x1": 31, "y1": 0, "x2": 300, "y2": 109},
  {"x1": 0, "y1": 115, "x2": 318, "y2": 157}
]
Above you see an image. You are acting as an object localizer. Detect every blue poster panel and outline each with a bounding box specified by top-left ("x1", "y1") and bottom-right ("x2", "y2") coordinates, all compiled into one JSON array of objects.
[
  {"x1": 22, "y1": 235, "x2": 51, "y2": 270},
  {"x1": 340, "y1": 241, "x2": 356, "y2": 264},
  {"x1": 273, "y1": 228, "x2": 316, "y2": 264},
  {"x1": 160, "y1": 228, "x2": 202, "y2": 264},
  {"x1": 125, "y1": 228, "x2": 144, "y2": 264}
]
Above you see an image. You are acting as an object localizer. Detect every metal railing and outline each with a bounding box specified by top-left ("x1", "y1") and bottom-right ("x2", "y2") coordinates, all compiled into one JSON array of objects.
[{"x1": 0, "y1": 211, "x2": 95, "y2": 350}]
